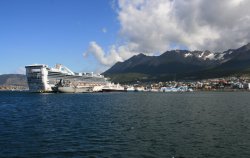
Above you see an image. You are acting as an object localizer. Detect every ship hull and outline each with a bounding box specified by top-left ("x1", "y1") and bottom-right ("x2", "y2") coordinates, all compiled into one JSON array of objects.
[
  {"x1": 102, "y1": 89, "x2": 125, "y2": 92},
  {"x1": 58, "y1": 87, "x2": 92, "y2": 93}
]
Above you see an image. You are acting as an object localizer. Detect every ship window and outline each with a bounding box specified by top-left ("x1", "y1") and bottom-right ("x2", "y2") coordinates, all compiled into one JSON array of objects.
[{"x1": 32, "y1": 69, "x2": 41, "y2": 72}]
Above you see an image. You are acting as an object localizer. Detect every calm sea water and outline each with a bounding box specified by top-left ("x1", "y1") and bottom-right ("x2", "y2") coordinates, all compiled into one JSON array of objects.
[{"x1": 0, "y1": 91, "x2": 250, "y2": 158}]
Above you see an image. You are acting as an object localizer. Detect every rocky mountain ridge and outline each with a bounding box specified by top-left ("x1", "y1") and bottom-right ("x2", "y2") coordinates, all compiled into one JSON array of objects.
[{"x1": 104, "y1": 43, "x2": 250, "y2": 83}]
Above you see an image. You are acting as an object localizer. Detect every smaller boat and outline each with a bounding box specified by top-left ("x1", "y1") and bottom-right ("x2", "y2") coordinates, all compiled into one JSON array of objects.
[
  {"x1": 92, "y1": 85, "x2": 104, "y2": 92},
  {"x1": 125, "y1": 86, "x2": 135, "y2": 92},
  {"x1": 55, "y1": 79, "x2": 93, "y2": 93},
  {"x1": 134, "y1": 86, "x2": 145, "y2": 92},
  {"x1": 102, "y1": 83, "x2": 125, "y2": 92},
  {"x1": 58, "y1": 86, "x2": 92, "y2": 93}
]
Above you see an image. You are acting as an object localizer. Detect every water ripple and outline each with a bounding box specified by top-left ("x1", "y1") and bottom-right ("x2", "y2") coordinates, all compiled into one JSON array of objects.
[{"x1": 1, "y1": 91, "x2": 250, "y2": 157}]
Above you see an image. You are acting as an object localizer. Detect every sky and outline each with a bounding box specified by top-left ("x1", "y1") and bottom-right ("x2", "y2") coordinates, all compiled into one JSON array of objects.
[{"x1": 1, "y1": 0, "x2": 250, "y2": 74}]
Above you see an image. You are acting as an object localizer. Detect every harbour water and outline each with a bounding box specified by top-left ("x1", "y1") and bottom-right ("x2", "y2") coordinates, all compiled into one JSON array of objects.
[{"x1": 1, "y1": 91, "x2": 250, "y2": 157}]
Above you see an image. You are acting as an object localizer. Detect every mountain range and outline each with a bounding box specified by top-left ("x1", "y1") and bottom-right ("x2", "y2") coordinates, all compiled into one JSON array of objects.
[
  {"x1": 0, "y1": 74, "x2": 27, "y2": 87},
  {"x1": 104, "y1": 43, "x2": 250, "y2": 83}
]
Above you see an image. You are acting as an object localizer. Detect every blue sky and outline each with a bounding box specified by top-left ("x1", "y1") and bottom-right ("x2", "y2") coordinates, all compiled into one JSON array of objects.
[
  {"x1": 1, "y1": 0, "x2": 250, "y2": 74},
  {"x1": 0, "y1": 0, "x2": 119, "y2": 74}
]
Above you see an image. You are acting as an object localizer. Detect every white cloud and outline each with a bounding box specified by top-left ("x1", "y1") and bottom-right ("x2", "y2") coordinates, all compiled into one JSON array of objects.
[
  {"x1": 118, "y1": 0, "x2": 250, "y2": 51},
  {"x1": 83, "y1": 41, "x2": 144, "y2": 66},
  {"x1": 85, "y1": 0, "x2": 250, "y2": 67},
  {"x1": 84, "y1": 41, "x2": 123, "y2": 66}
]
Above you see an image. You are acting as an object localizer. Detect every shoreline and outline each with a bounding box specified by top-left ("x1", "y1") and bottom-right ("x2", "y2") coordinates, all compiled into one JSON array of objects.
[{"x1": 1, "y1": 89, "x2": 250, "y2": 93}]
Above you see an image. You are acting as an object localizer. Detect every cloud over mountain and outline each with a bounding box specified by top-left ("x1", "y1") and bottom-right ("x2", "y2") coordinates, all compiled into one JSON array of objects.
[{"x1": 85, "y1": 0, "x2": 250, "y2": 66}]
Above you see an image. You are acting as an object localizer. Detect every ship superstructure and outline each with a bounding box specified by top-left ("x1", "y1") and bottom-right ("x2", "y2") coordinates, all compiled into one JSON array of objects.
[{"x1": 25, "y1": 64, "x2": 108, "y2": 92}]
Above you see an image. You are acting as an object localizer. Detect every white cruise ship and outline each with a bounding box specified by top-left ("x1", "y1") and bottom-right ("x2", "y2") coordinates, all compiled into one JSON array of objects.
[{"x1": 25, "y1": 64, "x2": 108, "y2": 92}]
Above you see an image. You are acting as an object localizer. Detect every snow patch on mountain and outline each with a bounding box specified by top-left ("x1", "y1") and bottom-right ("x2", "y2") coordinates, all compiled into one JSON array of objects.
[
  {"x1": 184, "y1": 53, "x2": 193, "y2": 58},
  {"x1": 204, "y1": 53, "x2": 215, "y2": 60},
  {"x1": 217, "y1": 53, "x2": 225, "y2": 60},
  {"x1": 198, "y1": 52, "x2": 205, "y2": 58}
]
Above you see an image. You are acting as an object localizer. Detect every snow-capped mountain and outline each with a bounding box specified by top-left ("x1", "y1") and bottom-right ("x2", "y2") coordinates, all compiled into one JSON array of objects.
[{"x1": 104, "y1": 43, "x2": 250, "y2": 82}]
